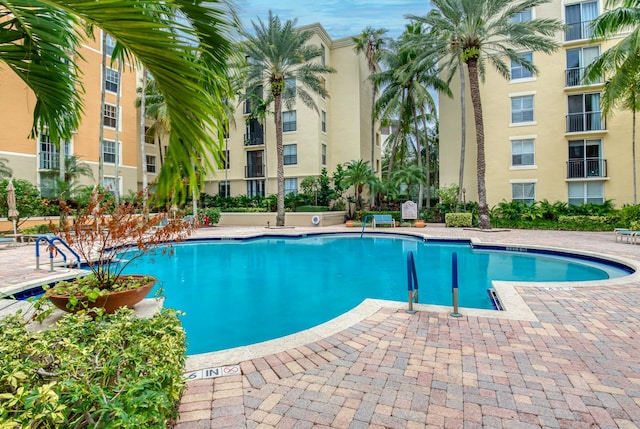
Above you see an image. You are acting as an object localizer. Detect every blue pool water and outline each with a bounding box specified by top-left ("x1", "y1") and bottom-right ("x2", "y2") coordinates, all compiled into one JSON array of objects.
[{"x1": 116, "y1": 234, "x2": 631, "y2": 355}]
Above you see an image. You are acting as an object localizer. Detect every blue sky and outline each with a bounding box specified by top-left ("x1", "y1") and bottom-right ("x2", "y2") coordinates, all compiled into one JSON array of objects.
[{"x1": 235, "y1": 0, "x2": 431, "y2": 39}]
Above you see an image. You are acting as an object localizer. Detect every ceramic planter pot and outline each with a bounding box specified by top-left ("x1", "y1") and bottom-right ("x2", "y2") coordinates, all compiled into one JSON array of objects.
[
  {"x1": 47, "y1": 275, "x2": 156, "y2": 314},
  {"x1": 345, "y1": 220, "x2": 355, "y2": 227},
  {"x1": 414, "y1": 220, "x2": 426, "y2": 228}
]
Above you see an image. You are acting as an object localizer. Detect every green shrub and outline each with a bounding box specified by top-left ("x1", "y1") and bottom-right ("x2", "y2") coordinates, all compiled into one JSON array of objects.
[
  {"x1": 220, "y1": 207, "x2": 267, "y2": 212},
  {"x1": 359, "y1": 210, "x2": 401, "y2": 222},
  {"x1": 0, "y1": 309, "x2": 186, "y2": 428},
  {"x1": 445, "y1": 212, "x2": 472, "y2": 227},
  {"x1": 296, "y1": 205, "x2": 329, "y2": 212},
  {"x1": 558, "y1": 215, "x2": 616, "y2": 225},
  {"x1": 200, "y1": 207, "x2": 221, "y2": 224}
]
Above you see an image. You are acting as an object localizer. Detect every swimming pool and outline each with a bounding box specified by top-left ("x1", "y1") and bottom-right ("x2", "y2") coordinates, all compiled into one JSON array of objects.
[{"x1": 115, "y1": 233, "x2": 632, "y2": 355}]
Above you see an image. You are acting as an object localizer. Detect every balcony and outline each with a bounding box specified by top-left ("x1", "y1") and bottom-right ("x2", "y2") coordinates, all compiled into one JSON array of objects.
[
  {"x1": 244, "y1": 132, "x2": 264, "y2": 146},
  {"x1": 567, "y1": 158, "x2": 607, "y2": 179},
  {"x1": 565, "y1": 67, "x2": 602, "y2": 87},
  {"x1": 566, "y1": 112, "x2": 605, "y2": 133},
  {"x1": 565, "y1": 20, "x2": 594, "y2": 42},
  {"x1": 245, "y1": 164, "x2": 265, "y2": 178}
]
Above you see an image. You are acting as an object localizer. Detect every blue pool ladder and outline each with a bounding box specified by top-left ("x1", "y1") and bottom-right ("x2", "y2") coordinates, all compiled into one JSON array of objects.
[
  {"x1": 360, "y1": 215, "x2": 373, "y2": 238},
  {"x1": 35, "y1": 235, "x2": 81, "y2": 271},
  {"x1": 406, "y1": 251, "x2": 419, "y2": 313}
]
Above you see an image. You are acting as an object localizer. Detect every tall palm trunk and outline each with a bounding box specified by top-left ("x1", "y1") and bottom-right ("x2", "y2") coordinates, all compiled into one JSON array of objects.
[
  {"x1": 634, "y1": 107, "x2": 637, "y2": 205},
  {"x1": 457, "y1": 60, "x2": 466, "y2": 206},
  {"x1": 113, "y1": 59, "x2": 123, "y2": 203},
  {"x1": 98, "y1": 32, "x2": 107, "y2": 186},
  {"x1": 466, "y1": 58, "x2": 490, "y2": 229},
  {"x1": 370, "y1": 87, "x2": 376, "y2": 207},
  {"x1": 274, "y1": 92, "x2": 285, "y2": 226},
  {"x1": 139, "y1": 69, "x2": 148, "y2": 214},
  {"x1": 420, "y1": 108, "x2": 431, "y2": 207},
  {"x1": 386, "y1": 91, "x2": 406, "y2": 178},
  {"x1": 411, "y1": 97, "x2": 423, "y2": 210}
]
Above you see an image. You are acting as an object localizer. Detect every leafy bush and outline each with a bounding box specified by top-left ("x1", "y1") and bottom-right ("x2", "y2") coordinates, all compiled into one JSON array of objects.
[
  {"x1": 358, "y1": 210, "x2": 401, "y2": 222},
  {"x1": 490, "y1": 218, "x2": 614, "y2": 231},
  {"x1": 558, "y1": 215, "x2": 617, "y2": 225},
  {"x1": 435, "y1": 184, "x2": 460, "y2": 213},
  {"x1": 200, "y1": 207, "x2": 221, "y2": 224},
  {"x1": 618, "y1": 204, "x2": 640, "y2": 227},
  {"x1": 0, "y1": 309, "x2": 186, "y2": 428},
  {"x1": 220, "y1": 207, "x2": 267, "y2": 212},
  {"x1": 296, "y1": 205, "x2": 329, "y2": 212},
  {"x1": 445, "y1": 212, "x2": 472, "y2": 227},
  {"x1": 21, "y1": 224, "x2": 54, "y2": 234}
]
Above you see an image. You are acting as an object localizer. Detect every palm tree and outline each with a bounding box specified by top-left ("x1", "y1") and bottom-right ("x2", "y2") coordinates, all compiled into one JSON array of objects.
[
  {"x1": 51, "y1": 155, "x2": 94, "y2": 201},
  {"x1": 343, "y1": 159, "x2": 377, "y2": 211},
  {"x1": 0, "y1": 0, "x2": 237, "y2": 201},
  {"x1": 0, "y1": 158, "x2": 12, "y2": 179},
  {"x1": 391, "y1": 163, "x2": 427, "y2": 202},
  {"x1": 411, "y1": 0, "x2": 562, "y2": 228},
  {"x1": 585, "y1": 0, "x2": 640, "y2": 204},
  {"x1": 241, "y1": 11, "x2": 335, "y2": 226},
  {"x1": 352, "y1": 26, "x2": 388, "y2": 200}
]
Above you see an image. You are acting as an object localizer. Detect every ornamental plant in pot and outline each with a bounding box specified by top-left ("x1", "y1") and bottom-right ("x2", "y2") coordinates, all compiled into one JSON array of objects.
[{"x1": 38, "y1": 188, "x2": 194, "y2": 316}]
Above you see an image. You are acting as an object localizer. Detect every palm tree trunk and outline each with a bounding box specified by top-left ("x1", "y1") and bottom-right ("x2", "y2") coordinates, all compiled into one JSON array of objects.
[
  {"x1": 411, "y1": 98, "x2": 423, "y2": 210},
  {"x1": 387, "y1": 91, "x2": 405, "y2": 178},
  {"x1": 634, "y1": 108, "x2": 637, "y2": 205},
  {"x1": 139, "y1": 69, "x2": 148, "y2": 214},
  {"x1": 98, "y1": 32, "x2": 107, "y2": 187},
  {"x1": 275, "y1": 93, "x2": 285, "y2": 226},
  {"x1": 370, "y1": 88, "x2": 376, "y2": 208},
  {"x1": 458, "y1": 61, "x2": 466, "y2": 206},
  {"x1": 466, "y1": 58, "x2": 490, "y2": 229},
  {"x1": 420, "y1": 108, "x2": 431, "y2": 208},
  {"x1": 113, "y1": 59, "x2": 123, "y2": 203}
]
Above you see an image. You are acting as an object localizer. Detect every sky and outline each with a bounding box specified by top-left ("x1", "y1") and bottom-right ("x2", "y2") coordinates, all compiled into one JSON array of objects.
[{"x1": 234, "y1": 0, "x2": 431, "y2": 40}]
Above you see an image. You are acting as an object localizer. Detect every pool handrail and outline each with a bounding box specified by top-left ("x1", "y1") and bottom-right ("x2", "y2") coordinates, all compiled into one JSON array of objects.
[
  {"x1": 407, "y1": 251, "x2": 419, "y2": 313},
  {"x1": 35, "y1": 235, "x2": 81, "y2": 270},
  {"x1": 360, "y1": 215, "x2": 373, "y2": 238}
]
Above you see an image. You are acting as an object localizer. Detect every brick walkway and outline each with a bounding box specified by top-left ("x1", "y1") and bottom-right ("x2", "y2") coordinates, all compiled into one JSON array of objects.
[{"x1": 3, "y1": 226, "x2": 640, "y2": 428}]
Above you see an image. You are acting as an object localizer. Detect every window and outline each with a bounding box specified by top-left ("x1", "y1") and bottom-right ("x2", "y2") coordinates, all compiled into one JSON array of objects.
[
  {"x1": 284, "y1": 144, "x2": 297, "y2": 165},
  {"x1": 285, "y1": 78, "x2": 296, "y2": 98},
  {"x1": 219, "y1": 180, "x2": 230, "y2": 197},
  {"x1": 511, "y1": 52, "x2": 533, "y2": 80},
  {"x1": 144, "y1": 126, "x2": 154, "y2": 144},
  {"x1": 511, "y1": 139, "x2": 535, "y2": 166},
  {"x1": 321, "y1": 45, "x2": 326, "y2": 66},
  {"x1": 566, "y1": 46, "x2": 600, "y2": 86},
  {"x1": 105, "y1": 68, "x2": 119, "y2": 93},
  {"x1": 39, "y1": 134, "x2": 57, "y2": 170},
  {"x1": 245, "y1": 118, "x2": 264, "y2": 146},
  {"x1": 512, "y1": 182, "x2": 535, "y2": 205},
  {"x1": 103, "y1": 139, "x2": 116, "y2": 164},
  {"x1": 320, "y1": 77, "x2": 326, "y2": 99},
  {"x1": 247, "y1": 180, "x2": 265, "y2": 197},
  {"x1": 284, "y1": 178, "x2": 298, "y2": 195},
  {"x1": 222, "y1": 149, "x2": 229, "y2": 169},
  {"x1": 283, "y1": 110, "x2": 297, "y2": 132},
  {"x1": 322, "y1": 144, "x2": 327, "y2": 166},
  {"x1": 40, "y1": 173, "x2": 56, "y2": 198},
  {"x1": 146, "y1": 155, "x2": 156, "y2": 173},
  {"x1": 104, "y1": 34, "x2": 116, "y2": 56},
  {"x1": 568, "y1": 139, "x2": 604, "y2": 178},
  {"x1": 565, "y1": 1, "x2": 598, "y2": 41},
  {"x1": 512, "y1": 8, "x2": 532, "y2": 23},
  {"x1": 511, "y1": 95, "x2": 534, "y2": 123},
  {"x1": 103, "y1": 103, "x2": 117, "y2": 128},
  {"x1": 567, "y1": 93, "x2": 602, "y2": 132},
  {"x1": 246, "y1": 150, "x2": 264, "y2": 177},
  {"x1": 103, "y1": 176, "x2": 120, "y2": 194},
  {"x1": 321, "y1": 110, "x2": 326, "y2": 133},
  {"x1": 568, "y1": 181, "x2": 604, "y2": 205},
  {"x1": 244, "y1": 85, "x2": 263, "y2": 114}
]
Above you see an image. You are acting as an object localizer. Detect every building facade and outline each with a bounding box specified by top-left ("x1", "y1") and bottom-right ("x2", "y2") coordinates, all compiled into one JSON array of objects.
[
  {"x1": 439, "y1": 0, "x2": 635, "y2": 208},
  {"x1": 0, "y1": 30, "x2": 139, "y2": 196},
  {"x1": 141, "y1": 23, "x2": 381, "y2": 199}
]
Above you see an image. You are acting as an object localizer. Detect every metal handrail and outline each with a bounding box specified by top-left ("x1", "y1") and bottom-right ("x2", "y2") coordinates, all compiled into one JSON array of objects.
[
  {"x1": 360, "y1": 215, "x2": 372, "y2": 238},
  {"x1": 407, "y1": 251, "x2": 419, "y2": 313},
  {"x1": 35, "y1": 235, "x2": 81, "y2": 270}
]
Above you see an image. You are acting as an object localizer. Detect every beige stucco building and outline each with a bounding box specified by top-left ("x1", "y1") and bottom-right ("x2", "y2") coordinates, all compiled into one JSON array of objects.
[
  {"x1": 440, "y1": 0, "x2": 636, "y2": 208},
  {"x1": 0, "y1": 30, "x2": 139, "y2": 196},
  {"x1": 141, "y1": 23, "x2": 381, "y2": 199}
]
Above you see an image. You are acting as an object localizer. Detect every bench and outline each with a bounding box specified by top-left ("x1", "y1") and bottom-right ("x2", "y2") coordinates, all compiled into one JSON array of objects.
[
  {"x1": 372, "y1": 214, "x2": 396, "y2": 228},
  {"x1": 0, "y1": 237, "x2": 16, "y2": 247}
]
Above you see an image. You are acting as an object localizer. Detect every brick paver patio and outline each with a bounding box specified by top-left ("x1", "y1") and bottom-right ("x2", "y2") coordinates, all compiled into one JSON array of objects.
[{"x1": 2, "y1": 225, "x2": 640, "y2": 428}]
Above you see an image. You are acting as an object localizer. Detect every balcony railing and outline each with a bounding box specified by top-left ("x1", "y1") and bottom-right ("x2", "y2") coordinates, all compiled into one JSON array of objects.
[
  {"x1": 567, "y1": 158, "x2": 607, "y2": 178},
  {"x1": 245, "y1": 164, "x2": 265, "y2": 178},
  {"x1": 244, "y1": 132, "x2": 264, "y2": 146},
  {"x1": 39, "y1": 152, "x2": 60, "y2": 170},
  {"x1": 566, "y1": 112, "x2": 605, "y2": 133},
  {"x1": 565, "y1": 20, "x2": 594, "y2": 41},
  {"x1": 565, "y1": 67, "x2": 602, "y2": 87}
]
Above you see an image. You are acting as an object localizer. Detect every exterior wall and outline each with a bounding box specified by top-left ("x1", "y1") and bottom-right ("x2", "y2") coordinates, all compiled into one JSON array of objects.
[
  {"x1": 0, "y1": 29, "x2": 139, "y2": 195},
  {"x1": 204, "y1": 23, "x2": 380, "y2": 198},
  {"x1": 439, "y1": 0, "x2": 636, "y2": 208}
]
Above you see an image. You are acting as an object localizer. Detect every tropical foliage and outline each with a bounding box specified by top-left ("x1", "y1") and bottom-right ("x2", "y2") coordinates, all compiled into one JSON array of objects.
[
  {"x1": 240, "y1": 11, "x2": 335, "y2": 226},
  {"x1": 343, "y1": 160, "x2": 378, "y2": 210},
  {"x1": 0, "y1": 158, "x2": 12, "y2": 179},
  {"x1": 0, "y1": 0, "x2": 237, "y2": 201}
]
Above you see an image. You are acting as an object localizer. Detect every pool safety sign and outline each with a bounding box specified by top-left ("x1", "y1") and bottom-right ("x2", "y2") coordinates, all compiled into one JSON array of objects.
[{"x1": 184, "y1": 365, "x2": 241, "y2": 380}]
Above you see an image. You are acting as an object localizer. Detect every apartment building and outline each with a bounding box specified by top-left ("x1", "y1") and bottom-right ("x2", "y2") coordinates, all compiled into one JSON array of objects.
[
  {"x1": 0, "y1": 31, "x2": 139, "y2": 197},
  {"x1": 439, "y1": 0, "x2": 635, "y2": 208},
  {"x1": 141, "y1": 23, "x2": 381, "y2": 198}
]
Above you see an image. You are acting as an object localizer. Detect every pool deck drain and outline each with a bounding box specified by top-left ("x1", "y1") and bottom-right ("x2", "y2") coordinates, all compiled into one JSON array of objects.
[{"x1": 4, "y1": 225, "x2": 640, "y2": 428}]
